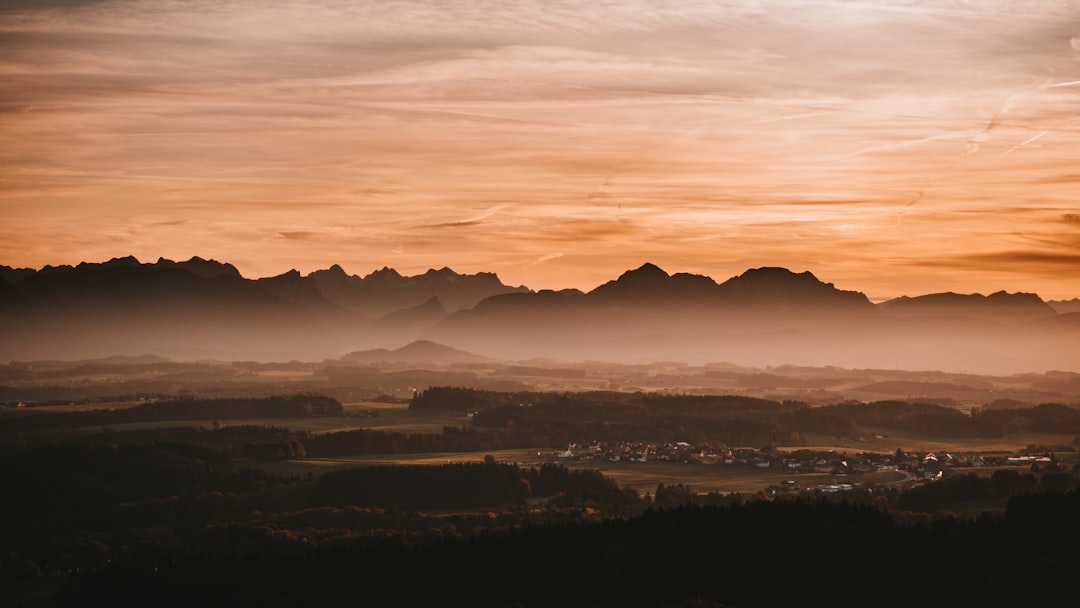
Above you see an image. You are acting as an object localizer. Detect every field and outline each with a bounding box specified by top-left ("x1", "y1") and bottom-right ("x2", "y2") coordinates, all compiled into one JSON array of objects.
[
  {"x1": 9, "y1": 399, "x2": 1075, "y2": 496},
  {"x1": 238, "y1": 402, "x2": 1079, "y2": 495},
  {"x1": 1, "y1": 400, "x2": 146, "y2": 414},
  {"x1": 0, "y1": 401, "x2": 470, "y2": 438},
  {"x1": 800, "y1": 428, "x2": 1078, "y2": 455},
  {"x1": 241, "y1": 446, "x2": 910, "y2": 495}
]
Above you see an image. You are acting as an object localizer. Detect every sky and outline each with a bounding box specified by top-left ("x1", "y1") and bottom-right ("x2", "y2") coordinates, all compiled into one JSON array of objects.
[{"x1": 1, "y1": 0, "x2": 1079, "y2": 300}]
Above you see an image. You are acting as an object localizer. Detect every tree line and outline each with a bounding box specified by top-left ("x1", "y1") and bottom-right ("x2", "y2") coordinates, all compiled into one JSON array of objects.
[
  {"x1": 0, "y1": 393, "x2": 342, "y2": 435},
  {"x1": 416, "y1": 388, "x2": 1080, "y2": 443}
]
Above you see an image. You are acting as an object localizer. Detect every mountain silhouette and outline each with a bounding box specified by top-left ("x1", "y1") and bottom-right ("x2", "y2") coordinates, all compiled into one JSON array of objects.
[
  {"x1": 0, "y1": 264, "x2": 36, "y2": 285},
  {"x1": 582, "y1": 264, "x2": 873, "y2": 312},
  {"x1": 1049, "y1": 298, "x2": 1080, "y2": 314},
  {"x1": 306, "y1": 264, "x2": 527, "y2": 317},
  {"x1": 363, "y1": 297, "x2": 450, "y2": 346},
  {"x1": 0, "y1": 257, "x2": 345, "y2": 361},
  {"x1": 429, "y1": 263, "x2": 882, "y2": 363},
  {"x1": 717, "y1": 267, "x2": 874, "y2": 311},
  {"x1": 426, "y1": 263, "x2": 1075, "y2": 372},
  {"x1": 879, "y1": 291, "x2": 1056, "y2": 323},
  {"x1": 0, "y1": 257, "x2": 526, "y2": 361},
  {"x1": 154, "y1": 256, "x2": 241, "y2": 279},
  {"x1": 588, "y1": 263, "x2": 719, "y2": 304},
  {"x1": 1, "y1": 257, "x2": 1077, "y2": 373}
]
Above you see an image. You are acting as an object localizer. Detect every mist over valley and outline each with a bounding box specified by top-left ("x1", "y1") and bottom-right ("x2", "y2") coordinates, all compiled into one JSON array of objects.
[{"x1": 2, "y1": 256, "x2": 1076, "y2": 375}]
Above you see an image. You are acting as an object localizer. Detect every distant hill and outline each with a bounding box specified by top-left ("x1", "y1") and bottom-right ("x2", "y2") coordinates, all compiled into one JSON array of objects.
[
  {"x1": 879, "y1": 291, "x2": 1056, "y2": 323},
  {"x1": 340, "y1": 340, "x2": 488, "y2": 365},
  {"x1": 1050, "y1": 299, "x2": 1080, "y2": 314},
  {"x1": 364, "y1": 297, "x2": 450, "y2": 345}
]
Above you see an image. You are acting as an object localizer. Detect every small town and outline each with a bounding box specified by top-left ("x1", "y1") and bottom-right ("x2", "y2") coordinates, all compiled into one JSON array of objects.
[{"x1": 551, "y1": 439, "x2": 1066, "y2": 486}]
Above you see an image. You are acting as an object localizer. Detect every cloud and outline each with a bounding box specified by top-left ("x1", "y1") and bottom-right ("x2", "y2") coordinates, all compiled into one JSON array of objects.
[
  {"x1": 0, "y1": 0, "x2": 106, "y2": 11},
  {"x1": 527, "y1": 252, "x2": 564, "y2": 266},
  {"x1": 2, "y1": 0, "x2": 1079, "y2": 300},
  {"x1": 916, "y1": 251, "x2": 1080, "y2": 272},
  {"x1": 416, "y1": 220, "x2": 483, "y2": 229},
  {"x1": 276, "y1": 231, "x2": 319, "y2": 241}
]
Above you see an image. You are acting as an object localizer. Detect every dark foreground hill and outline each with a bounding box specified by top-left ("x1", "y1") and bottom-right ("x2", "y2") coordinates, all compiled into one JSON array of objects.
[{"x1": 51, "y1": 491, "x2": 1080, "y2": 607}]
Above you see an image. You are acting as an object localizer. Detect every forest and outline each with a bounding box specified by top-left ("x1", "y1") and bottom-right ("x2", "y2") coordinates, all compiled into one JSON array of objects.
[
  {"x1": 48, "y1": 491, "x2": 1080, "y2": 607},
  {"x1": 4, "y1": 389, "x2": 1080, "y2": 606}
]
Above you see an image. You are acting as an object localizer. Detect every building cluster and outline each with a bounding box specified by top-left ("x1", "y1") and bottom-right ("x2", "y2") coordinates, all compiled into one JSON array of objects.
[
  {"x1": 555, "y1": 440, "x2": 1052, "y2": 480},
  {"x1": 556, "y1": 440, "x2": 732, "y2": 464}
]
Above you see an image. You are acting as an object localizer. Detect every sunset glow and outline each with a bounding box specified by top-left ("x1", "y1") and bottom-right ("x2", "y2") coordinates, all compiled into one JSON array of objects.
[{"x1": 2, "y1": 0, "x2": 1079, "y2": 298}]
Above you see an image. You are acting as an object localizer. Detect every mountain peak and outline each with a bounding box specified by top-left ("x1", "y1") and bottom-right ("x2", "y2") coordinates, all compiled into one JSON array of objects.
[
  {"x1": 424, "y1": 267, "x2": 460, "y2": 278},
  {"x1": 340, "y1": 339, "x2": 487, "y2": 364},
  {"x1": 154, "y1": 256, "x2": 241, "y2": 279},
  {"x1": 324, "y1": 263, "x2": 348, "y2": 277},
  {"x1": 366, "y1": 267, "x2": 403, "y2": 280},
  {"x1": 273, "y1": 269, "x2": 302, "y2": 280},
  {"x1": 0, "y1": 265, "x2": 36, "y2": 285},
  {"x1": 588, "y1": 263, "x2": 717, "y2": 302},
  {"x1": 308, "y1": 264, "x2": 352, "y2": 284},
  {"x1": 622, "y1": 262, "x2": 668, "y2": 280},
  {"x1": 719, "y1": 266, "x2": 872, "y2": 309},
  {"x1": 724, "y1": 267, "x2": 822, "y2": 287},
  {"x1": 78, "y1": 256, "x2": 142, "y2": 271},
  {"x1": 736, "y1": 266, "x2": 812, "y2": 281},
  {"x1": 987, "y1": 290, "x2": 1045, "y2": 305}
]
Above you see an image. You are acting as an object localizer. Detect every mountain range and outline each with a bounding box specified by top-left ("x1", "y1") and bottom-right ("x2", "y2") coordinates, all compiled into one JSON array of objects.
[{"x1": 1, "y1": 257, "x2": 1077, "y2": 374}]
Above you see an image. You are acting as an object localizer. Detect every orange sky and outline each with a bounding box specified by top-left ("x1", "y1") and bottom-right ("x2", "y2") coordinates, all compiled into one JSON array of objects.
[{"x1": 1, "y1": 1, "x2": 1079, "y2": 299}]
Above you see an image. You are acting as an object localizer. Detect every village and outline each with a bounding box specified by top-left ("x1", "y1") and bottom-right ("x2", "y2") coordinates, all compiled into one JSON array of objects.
[{"x1": 551, "y1": 439, "x2": 1064, "y2": 487}]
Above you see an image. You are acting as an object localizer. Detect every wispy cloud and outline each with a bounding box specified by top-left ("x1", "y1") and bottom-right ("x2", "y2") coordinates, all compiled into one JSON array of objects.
[
  {"x1": 1, "y1": 1, "x2": 1079, "y2": 297},
  {"x1": 277, "y1": 231, "x2": 319, "y2": 241}
]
